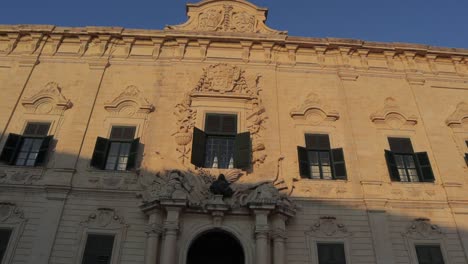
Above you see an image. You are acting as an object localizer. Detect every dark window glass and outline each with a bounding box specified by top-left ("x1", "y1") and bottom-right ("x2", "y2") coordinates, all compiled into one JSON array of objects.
[
  {"x1": 415, "y1": 245, "x2": 445, "y2": 264},
  {"x1": 82, "y1": 234, "x2": 115, "y2": 264},
  {"x1": 306, "y1": 134, "x2": 333, "y2": 179},
  {"x1": 203, "y1": 114, "x2": 237, "y2": 169},
  {"x1": 105, "y1": 126, "x2": 136, "y2": 171},
  {"x1": 317, "y1": 243, "x2": 346, "y2": 264},
  {"x1": 388, "y1": 137, "x2": 419, "y2": 182},
  {"x1": 0, "y1": 229, "x2": 12, "y2": 263},
  {"x1": 465, "y1": 140, "x2": 468, "y2": 148},
  {"x1": 15, "y1": 122, "x2": 51, "y2": 166}
]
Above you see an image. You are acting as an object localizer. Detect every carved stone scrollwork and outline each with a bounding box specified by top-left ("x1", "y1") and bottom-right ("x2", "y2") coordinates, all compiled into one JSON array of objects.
[
  {"x1": 81, "y1": 208, "x2": 127, "y2": 229},
  {"x1": 173, "y1": 63, "x2": 268, "y2": 167},
  {"x1": 104, "y1": 85, "x2": 155, "y2": 117},
  {"x1": 290, "y1": 92, "x2": 340, "y2": 125},
  {"x1": 446, "y1": 102, "x2": 468, "y2": 128},
  {"x1": 403, "y1": 218, "x2": 443, "y2": 240},
  {"x1": 306, "y1": 216, "x2": 351, "y2": 238},
  {"x1": 0, "y1": 202, "x2": 25, "y2": 223},
  {"x1": 166, "y1": 0, "x2": 286, "y2": 35},
  {"x1": 21, "y1": 82, "x2": 72, "y2": 115},
  {"x1": 370, "y1": 97, "x2": 418, "y2": 129}
]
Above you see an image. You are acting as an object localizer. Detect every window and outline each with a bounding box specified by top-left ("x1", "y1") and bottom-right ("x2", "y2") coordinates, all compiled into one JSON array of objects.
[
  {"x1": 191, "y1": 114, "x2": 251, "y2": 169},
  {"x1": 90, "y1": 126, "x2": 140, "y2": 171},
  {"x1": 464, "y1": 141, "x2": 468, "y2": 167},
  {"x1": 317, "y1": 243, "x2": 346, "y2": 264},
  {"x1": 297, "y1": 134, "x2": 347, "y2": 180},
  {"x1": 415, "y1": 245, "x2": 445, "y2": 264},
  {"x1": 0, "y1": 122, "x2": 53, "y2": 166},
  {"x1": 385, "y1": 137, "x2": 435, "y2": 182},
  {"x1": 82, "y1": 234, "x2": 115, "y2": 264},
  {"x1": 0, "y1": 229, "x2": 12, "y2": 263}
]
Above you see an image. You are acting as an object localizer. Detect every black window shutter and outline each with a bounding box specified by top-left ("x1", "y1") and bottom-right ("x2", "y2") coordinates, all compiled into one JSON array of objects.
[
  {"x1": 234, "y1": 132, "x2": 251, "y2": 169},
  {"x1": 0, "y1": 133, "x2": 22, "y2": 165},
  {"x1": 191, "y1": 127, "x2": 207, "y2": 168},
  {"x1": 297, "y1": 146, "x2": 310, "y2": 178},
  {"x1": 126, "y1": 138, "x2": 140, "y2": 170},
  {"x1": 415, "y1": 152, "x2": 435, "y2": 182},
  {"x1": 0, "y1": 229, "x2": 12, "y2": 263},
  {"x1": 91, "y1": 137, "x2": 110, "y2": 170},
  {"x1": 385, "y1": 150, "x2": 400, "y2": 181},
  {"x1": 35, "y1": 135, "x2": 53, "y2": 166},
  {"x1": 331, "y1": 148, "x2": 347, "y2": 180},
  {"x1": 465, "y1": 153, "x2": 468, "y2": 167}
]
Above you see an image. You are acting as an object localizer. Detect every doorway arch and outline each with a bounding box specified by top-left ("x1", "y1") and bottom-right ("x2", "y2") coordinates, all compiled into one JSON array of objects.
[{"x1": 187, "y1": 229, "x2": 245, "y2": 264}]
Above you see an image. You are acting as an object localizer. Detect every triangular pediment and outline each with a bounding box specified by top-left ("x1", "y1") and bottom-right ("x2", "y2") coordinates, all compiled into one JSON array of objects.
[{"x1": 166, "y1": 0, "x2": 286, "y2": 35}]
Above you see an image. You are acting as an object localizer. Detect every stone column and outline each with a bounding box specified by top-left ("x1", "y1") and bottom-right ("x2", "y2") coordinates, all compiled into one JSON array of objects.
[
  {"x1": 144, "y1": 207, "x2": 163, "y2": 264},
  {"x1": 253, "y1": 209, "x2": 272, "y2": 264},
  {"x1": 160, "y1": 201, "x2": 185, "y2": 264},
  {"x1": 271, "y1": 214, "x2": 288, "y2": 264}
]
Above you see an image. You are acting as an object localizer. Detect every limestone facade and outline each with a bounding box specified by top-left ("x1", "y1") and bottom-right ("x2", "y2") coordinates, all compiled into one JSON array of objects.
[{"x1": 1, "y1": 0, "x2": 468, "y2": 263}]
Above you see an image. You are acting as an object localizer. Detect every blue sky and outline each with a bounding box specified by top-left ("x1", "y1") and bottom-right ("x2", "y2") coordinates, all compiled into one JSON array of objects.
[{"x1": 1, "y1": 0, "x2": 467, "y2": 49}]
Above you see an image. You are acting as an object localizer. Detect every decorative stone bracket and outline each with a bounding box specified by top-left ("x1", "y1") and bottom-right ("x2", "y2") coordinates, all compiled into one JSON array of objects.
[
  {"x1": 290, "y1": 92, "x2": 340, "y2": 125},
  {"x1": 104, "y1": 85, "x2": 155, "y2": 117},
  {"x1": 446, "y1": 102, "x2": 468, "y2": 128},
  {"x1": 21, "y1": 82, "x2": 72, "y2": 115},
  {"x1": 370, "y1": 97, "x2": 418, "y2": 129}
]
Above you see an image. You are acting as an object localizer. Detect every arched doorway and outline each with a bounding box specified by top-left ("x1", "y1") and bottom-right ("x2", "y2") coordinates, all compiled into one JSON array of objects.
[{"x1": 187, "y1": 230, "x2": 245, "y2": 264}]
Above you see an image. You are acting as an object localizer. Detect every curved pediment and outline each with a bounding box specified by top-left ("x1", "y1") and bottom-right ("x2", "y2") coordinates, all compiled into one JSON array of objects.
[
  {"x1": 21, "y1": 82, "x2": 72, "y2": 114},
  {"x1": 370, "y1": 97, "x2": 418, "y2": 129},
  {"x1": 166, "y1": 0, "x2": 286, "y2": 35}
]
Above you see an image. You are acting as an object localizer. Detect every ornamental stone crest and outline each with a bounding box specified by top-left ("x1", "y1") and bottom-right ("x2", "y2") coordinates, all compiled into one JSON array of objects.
[
  {"x1": 370, "y1": 97, "x2": 418, "y2": 129},
  {"x1": 104, "y1": 85, "x2": 154, "y2": 117},
  {"x1": 290, "y1": 92, "x2": 340, "y2": 125},
  {"x1": 166, "y1": 0, "x2": 286, "y2": 35},
  {"x1": 403, "y1": 218, "x2": 443, "y2": 240},
  {"x1": 195, "y1": 64, "x2": 246, "y2": 94},
  {"x1": 446, "y1": 102, "x2": 468, "y2": 128},
  {"x1": 81, "y1": 208, "x2": 127, "y2": 229},
  {"x1": 21, "y1": 82, "x2": 72, "y2": 114},
  {"x1": 307, "y1": 216, "x2": 351, "y2": 238}
]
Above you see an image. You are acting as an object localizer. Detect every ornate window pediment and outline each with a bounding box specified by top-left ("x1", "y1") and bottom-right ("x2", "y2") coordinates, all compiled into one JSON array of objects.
[
  {"x1": 290, "y1": 92, "x2": 340, "y2": 125},
  {"x1": 165, "y1": 0, "x2": 286, "y2": 35},
  {"x1": 80, "y1": 208, "x2": 127, "y2": 230},
  {"x1": 402, "y1": 218, "x2": 443, "y2": 240},
  {"x1": 21, "y1": 82, "x2": 72, "y2": 114},
  {"x1": 104, "y1": 85, "x2": 154, "y2": 117},
  {"x1": 370, "y1": 97, "x2": 418, "y2": 129},
  {"x1": 446, "y1": 102, "x2": 468, "y2": 129},
  {"x1": 306, "y1": 216, "x2": 351, "y2": 238}
]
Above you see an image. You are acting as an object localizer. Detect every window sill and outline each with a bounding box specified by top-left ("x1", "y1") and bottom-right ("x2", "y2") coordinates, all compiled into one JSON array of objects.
[
  {"x1": 298, "y1": 177, "x2": 348, "y2": 183},
  {"x1": 390, "y1": 181, "x2": 436, "y2": 185}
]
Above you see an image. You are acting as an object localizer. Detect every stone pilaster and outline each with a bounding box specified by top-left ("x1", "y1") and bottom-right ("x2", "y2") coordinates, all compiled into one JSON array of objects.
[
  {"x1": 271, "y1": 214, "x2": 288, "y2": 264},
  {"x1": 143, "y1": 205, "x2": 163, "y2": 264},
  {"x1": 160, "y1": 200, "x2": 186, "y2": 264}
]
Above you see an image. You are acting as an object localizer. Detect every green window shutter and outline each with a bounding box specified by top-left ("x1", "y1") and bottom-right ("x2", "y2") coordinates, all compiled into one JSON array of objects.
[
  {"x1": 234, "y1": 132, "x2": 251, "y2": 169},
  {"x1": 191, "y1": 127, "x2": 207, "y2": 168},
  {"x1": 297, "y1": 146, "x2": 310, "y2": 178},
  {"x1": 126, "y1": 138, "x2": 140, "y2": 170},
  {"x1": 415, "y1": 152, "x2": 435, "y2": 182},
  {"x1": 464, "y1": 153, "x2": 468, "y2": 167},
  {"x1": 91, "y1": 137, "x2": 110, "y2": 170},
  {"x1": 385, "y1": 150, "x2": 400, "y2": 181},
  {"x1": 35, "y1": 135, "x2": 53, "y2": 166},
  {"x1": 331, "y1": 148, "x2": 347, "y2": 180},
  {"x1": 0, "y1": 133, "x2": 22, "y2": 165}
]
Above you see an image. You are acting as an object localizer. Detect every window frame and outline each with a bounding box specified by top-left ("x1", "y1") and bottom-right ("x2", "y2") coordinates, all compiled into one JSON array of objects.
[
  {"x1": 307, "y1": 238, "x2": 352, "y2": 264},
  {"x1": 392, "y1": 151, "x2": 420, "y2": 182},
  {"x1": 80, "y1": 232, "x2": 117, "y2": 264},
  {"x1": 0, "y1": 204, "x2": 27, "y2": 264},
  {"x1": 407, "y1": 242, "x2": 448, "y2": 264}
]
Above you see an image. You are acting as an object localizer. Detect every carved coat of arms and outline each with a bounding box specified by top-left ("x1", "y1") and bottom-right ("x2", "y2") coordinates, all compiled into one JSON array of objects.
[
  {"x1": 204, "y1": 64, "x2": 242, "y2": 93},
  {"x1": 198, "y1": 9, "x2": 224, "y2": 31},
  {"x1": 231, "y1": 12, "x2": 255, "y2": 32}
]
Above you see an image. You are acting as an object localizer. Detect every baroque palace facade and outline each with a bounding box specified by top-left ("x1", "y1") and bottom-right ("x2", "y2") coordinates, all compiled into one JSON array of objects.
[{"x1": 1, "y1": 0, "x2": 468, "y2": 263}]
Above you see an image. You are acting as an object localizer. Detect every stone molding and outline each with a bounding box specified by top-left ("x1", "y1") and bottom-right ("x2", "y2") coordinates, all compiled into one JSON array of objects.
[
  {"x1": 446, "y1": 102, "x2": 468, "y2": 128},
  {"x1": 104, "y1": 85, "x2": 155, "y2": 117},
  {"x1": 370, "y1": 97, "x2": 418, "y2": 129},
  {"x1": 21, "y1": 81, "x2": 72, "y2": 115},
  {"x1": 165, "y1": 0, "x2": 286, "y2": 35},
  {"x1": 290, "y1": 92, "x2": 340, "y2": 125}
]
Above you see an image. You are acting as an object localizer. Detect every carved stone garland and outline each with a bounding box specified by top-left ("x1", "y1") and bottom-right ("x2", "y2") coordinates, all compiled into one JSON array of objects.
[
  {"x1": 173, "y1": 63, "x2": 268, "y2": 167},
  {"x1": 21, "y1": 82, "x2": 72, "y2": 115},
  {"x1": 0, "y1": 202, "x2": 25, "y2": 224},
  {"x1": 81, "y1": 208, "x2": 127, "y2": 230}
]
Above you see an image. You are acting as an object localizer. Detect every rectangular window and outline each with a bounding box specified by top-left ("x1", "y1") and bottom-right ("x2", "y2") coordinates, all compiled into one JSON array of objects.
[
  {"x1": 415, "y1": 245, "x2": 445, "y2": 264},
  {"x1": 297, "y1": 134, "x2": 347, "y2": 180},
  {"x1": 191, "y1": 114, "x2": 251, "y2": 170},
  {"x1": 385, "y1": 137, "x2": 435, "y2": 182},
  {"x1": 0, "y1": 122, "x2": 53, "y2": 167},
  {"x1": 82, "y1": 234, "x2": 115, "y2": 264},
  {"x1": 317, "y1": 243, "x2": 346, "y2": 264},
  {"x1": 204, "y1": 114, "x2": 237, "y2": 169},
  {"x1": 0, "y1": 229, "x2": 12, "y2": 263},
  {"x1": 91, "y1": 126, "x2": 140, "y2": 171}
]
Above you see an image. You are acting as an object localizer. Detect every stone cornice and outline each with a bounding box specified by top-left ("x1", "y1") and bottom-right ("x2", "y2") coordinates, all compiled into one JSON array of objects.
[{"x1": 0, "y1": 24, "x2": 466, "y2": 58}]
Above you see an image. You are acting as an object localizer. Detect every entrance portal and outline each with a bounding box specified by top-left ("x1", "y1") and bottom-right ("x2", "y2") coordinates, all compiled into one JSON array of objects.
[{"x1": 187, "y1": 230, "x2": 245, "y2": 264}]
